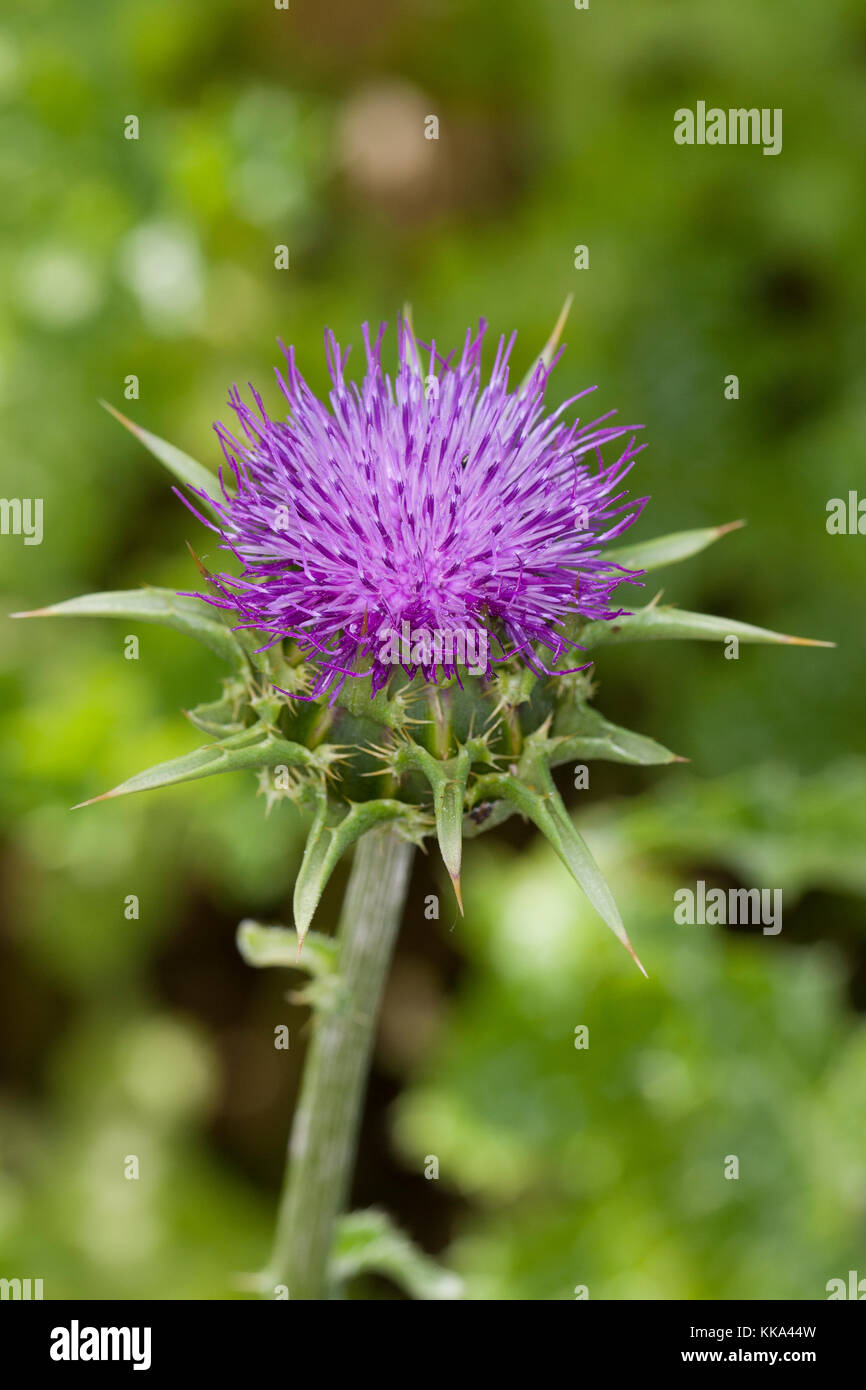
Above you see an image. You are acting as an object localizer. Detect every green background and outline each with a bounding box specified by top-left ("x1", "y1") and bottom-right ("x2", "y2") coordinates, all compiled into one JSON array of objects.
[{"x1": 1, "y1": 0, "x2": 864, "y2": 1299}]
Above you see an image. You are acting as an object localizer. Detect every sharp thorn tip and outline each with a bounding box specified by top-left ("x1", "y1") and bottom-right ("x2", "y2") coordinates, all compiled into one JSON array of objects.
[{"x1": 451, "y1": 874, "x2": 464, "y2": 915}]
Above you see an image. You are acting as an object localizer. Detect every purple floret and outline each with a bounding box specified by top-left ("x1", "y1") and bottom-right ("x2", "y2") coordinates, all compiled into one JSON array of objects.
[{"x1": 182, "y1": 320, "x2": 648, "y2": 700}]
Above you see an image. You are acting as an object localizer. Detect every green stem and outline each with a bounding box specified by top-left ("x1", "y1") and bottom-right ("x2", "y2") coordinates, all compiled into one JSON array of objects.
[{"x1": 266, "y1": 825, "x2": 414, "y2": 1299}]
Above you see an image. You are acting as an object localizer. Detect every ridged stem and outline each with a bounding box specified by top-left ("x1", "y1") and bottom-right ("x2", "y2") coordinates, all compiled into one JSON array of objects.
[{"x1": 266, "y1": 825, "x2": 414, "y2": 1299}]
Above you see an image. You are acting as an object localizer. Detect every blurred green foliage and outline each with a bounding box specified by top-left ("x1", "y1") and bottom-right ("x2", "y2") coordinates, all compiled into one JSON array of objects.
[
  {"x1": 1, "y1": 0, "x2": 864, "y2": 1298},
  {"x1": 397, "y1": 767, "x2": 866, "y2": 1299}
]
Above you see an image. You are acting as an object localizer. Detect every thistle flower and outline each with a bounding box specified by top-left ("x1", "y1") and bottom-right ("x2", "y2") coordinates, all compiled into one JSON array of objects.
[
  {"x1": 184, "y1": 320, "x2": 648, "y2": 699},
  {"x1": 15, "y1": 308, "x2": 830, "y2": 972}
]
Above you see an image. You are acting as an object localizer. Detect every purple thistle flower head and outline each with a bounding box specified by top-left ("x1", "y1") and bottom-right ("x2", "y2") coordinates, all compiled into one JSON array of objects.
[{"x1": 185, "y1": 320, "x2": 648, "y2": 701}]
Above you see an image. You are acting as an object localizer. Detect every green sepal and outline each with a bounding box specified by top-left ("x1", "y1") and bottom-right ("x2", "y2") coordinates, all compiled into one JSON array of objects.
[
  {"x1": 293, "y1": 792, "x2": 429, "y2": 944},
  {"x1": 579, "y1": 603, "x2": 834, "y2": 652},
  {"x1": 605, "y1": 520, "x2": 744, "y2": 575},
  {"x1": 462, "y1": 798, "x2": 522, "y2": 840},
  {"x1": 393, "y1": 739, "x2": 488, "y2": 905},
  {"x1": 11, "y1": 587, "x2": 249, "y2": 674},
  {"x1": 464, "y1": 709, "x2": 679, "y2": 839},
  {"x1": 331, "y1": 1209, "x2": 463, "y2": 1301},
  {"x1": 468, "y1": 729, "x2": 646, "y2": 974},
  {"x1": 185, "y1": 678, "x2": 248, "y2": 737},
  {"x1": 335, "y1": 671, "x2": 414, "y2": 731},
  {"x1": 549, "y1": 705, "x2": 682, "y2": 768},
  {"x1": 73, "y1": 724, "x2": 318, "y2": 807}
]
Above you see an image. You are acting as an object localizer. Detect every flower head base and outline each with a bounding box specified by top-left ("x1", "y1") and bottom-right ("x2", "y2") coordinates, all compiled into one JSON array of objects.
[{"x1": 186, "y1": 320, "x2": 648, "y2": 700}]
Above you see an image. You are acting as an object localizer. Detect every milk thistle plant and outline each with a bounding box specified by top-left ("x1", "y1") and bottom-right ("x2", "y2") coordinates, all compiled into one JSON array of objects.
[{"x1": 17, "y1": 305, "x2": 830, "y2": 1300}]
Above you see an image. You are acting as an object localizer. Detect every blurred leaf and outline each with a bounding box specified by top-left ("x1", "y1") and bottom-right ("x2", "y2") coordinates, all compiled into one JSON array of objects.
[
  {"x1": 236, "y1": 920, "x2": 337, "y2": 976},
  {"x1": 396, "y1": 762, "x2": 866, "y2": 1298},
  {"x1": 617, "y1": 759, "x2": 866, "y2": 901},
  {"x1": 332, "y1": 1210, "x2": 463, "y2": 1301}
]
